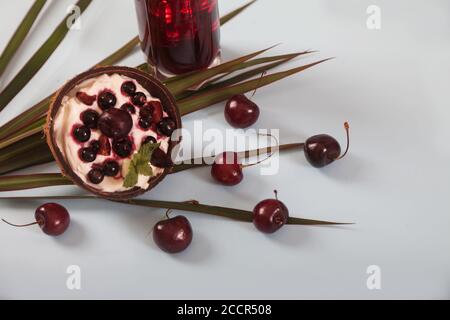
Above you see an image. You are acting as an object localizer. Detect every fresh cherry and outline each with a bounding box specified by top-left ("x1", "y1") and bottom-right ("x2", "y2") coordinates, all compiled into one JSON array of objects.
[
  {"x1": 304, "y1": 122, "x2": 350, "y2": 168},
  {"x1": 88, "y1": 168, "x2": 104, "y2": 184},
  {"x1": 98, "y1": 135, "x2": 111, "y2": 156},
  {"x1": 253, "y1": 190, "x2": 289, "y2": 234},
  {"x1": 97, "y1": 90, "x2": 117, "y2": 110},
  {"x1": 79, "y1": 147, "x2": 96, "y2": 162},
  {"x1": 148, "y1": 100, "x2": 163, "y2": 123},
  {"x1": 112, "y1": 138, "x2": 133, "y2": 158},
  {"x1": 73, "y1": 125, "x2": 91, "y2": 143},
  {"x1": 157, "y1": 117, "x2": 176, "y2": 137},
  {"x1": 2, "y1": 203, "x2": 70, "y2": 236},
  {"x1": 81, "y1": 109, "x2": 99, "y2": 129},
  {"x1": 150, "y1": 148, "x2": 173, "y2": 168},
  {"x1": 121, "y1": 81, "x2": 136, "y2": 97},
  {"x1": 132, "y1": 92, "x2": 147, "y2": 106},
  {"x1": 98, "y1": 108, "x2": 133, "y2": 139},
  {"x1": 120, "y1": 103, "x2": 136, "y2": 114},
  {"x1": 139, "y1": 104, "x2": 153, "y2": 118},
  {"x1": 211, "y1": 152, "x2": 243, "y2": 186},
  {"x1": 225, "y1": 94, "x2": 260, "y2": 128},
  {"x1": 103, "y1": 160, "x2": 120, "y2": 177},
  {"x1": 76, "y1": 92, "x2": 96, "y2": 106},
  {"x1": 153, "y1": 211, "x2": 193, "y2": 254}
]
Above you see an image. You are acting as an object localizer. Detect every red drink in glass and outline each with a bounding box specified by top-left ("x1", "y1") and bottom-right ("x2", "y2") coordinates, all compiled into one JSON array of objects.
[{"x1": 135, "y1": 0, "x2": 221, "y2": 77}]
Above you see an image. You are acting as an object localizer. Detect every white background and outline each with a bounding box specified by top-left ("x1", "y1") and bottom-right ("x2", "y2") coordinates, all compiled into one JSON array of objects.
[{"x1": 0, "y1": 0, "x2": 449, "y2": 299}]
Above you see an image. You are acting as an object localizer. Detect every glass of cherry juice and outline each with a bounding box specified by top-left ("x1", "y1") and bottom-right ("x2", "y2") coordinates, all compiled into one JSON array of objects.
[{"x1": 134, "y1": 0, "x2": 221, "y2": 78}]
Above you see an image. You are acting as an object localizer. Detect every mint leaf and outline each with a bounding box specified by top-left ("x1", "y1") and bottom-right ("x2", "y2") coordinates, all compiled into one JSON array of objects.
[
  {"x1": 137, "y1": 163, "x2": 152, "y2": 176},
  {"x1": 123, "y1": 165, "x2": 138, "y2": 188},
  {"x1": 123, "y1": 142, "x2": 160, "y2": 188}
]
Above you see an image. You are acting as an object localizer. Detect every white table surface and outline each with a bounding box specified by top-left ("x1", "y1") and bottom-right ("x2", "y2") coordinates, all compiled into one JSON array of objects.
[{"x1": 0, "y1": 0, "x2": 449, "y2": 300}]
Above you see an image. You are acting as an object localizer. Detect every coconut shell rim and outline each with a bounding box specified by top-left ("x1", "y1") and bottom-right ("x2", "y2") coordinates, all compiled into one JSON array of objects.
[{"x1": 45, "y1": 66, "x2": 182, "y2": 200}]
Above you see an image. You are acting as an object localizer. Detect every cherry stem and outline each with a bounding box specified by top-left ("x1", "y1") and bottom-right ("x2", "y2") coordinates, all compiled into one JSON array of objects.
[
  {"x1": 241, "y1": 132, "x2": 279, "y2": 169},
  {"x1": 2, "y1": 218, "x2": 39, "y2": 228},
  {"x1": 338, "y1": 122, "x2": 350, "y2": 160},
  {"x1": 165, "y1": 209, "x2": 172, "y2": 220},
  {"x1": 274, "y1": 190, "x2": 278, "y2": 200},
  {"x1": 251, "y1": 71, "x2": 267, "y2": 99}
]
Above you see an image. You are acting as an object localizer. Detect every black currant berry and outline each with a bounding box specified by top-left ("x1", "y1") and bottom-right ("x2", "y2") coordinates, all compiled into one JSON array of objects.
[
  {"x1": 73, "y1": 125, "x2": 91, "y2": 143},
  {"x1": 157, "y1": 117, "x2": 176, "y2": 137},
  {"x1": 132, "y1": 92, "x2": 147, "y2": 106},
  {"x1": 79, "y1": 147, "x2": 96, "y2": 162},
  {"x1": 143, "y1": 136, "x2": 157, "y2": 145},
  {"x1": 81, "y1": 109, "x2": 99, "y2": 129},
  {"x1": 139, "y1": 117, "x2": 152, "y2": 129},
  {"x1": 97, "y1": 91, "x2": 117, "y2": 110},
  {"x1": 89, "y1": 140, "x2": 100, "y2": 153},
  {"x1": 88, "y1": 168, "x2": 104, "y2": 184},
  {"x1": 121, "y1": 81, "x2": 136, "y2": 97},
  {"x1": 120, "y1": 103, "x2": 136, "y2": 114},
  {"x1": 112, "y1": 138, "x2": 133, "y2": 158},
  {"x1": 103, "y1": 160, "x2": 120, "y2": 177}
]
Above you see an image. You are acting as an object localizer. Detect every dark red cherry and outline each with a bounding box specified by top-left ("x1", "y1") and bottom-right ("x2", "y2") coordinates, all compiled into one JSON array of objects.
[
  {"x1": 153, "y1": 214, "x2": 193, "y2": 254},
  {"x1": 121, "y1": 81, "x2": 136, "y2": 97},
  {"x1": 97, "y1": 90, "x2": 117, "y2": 110},
  {"x1": 157, "y1": 117, "x2": 176, "y2": 137},
  {"x1": 88, "y1": 168, "x2": 104, "y2": 184},
  {"x1": 211, "y1": 152, "x2": 243, "y2": 186},
  {"x1": 148, "y1": 100, "x2": 163, "y2": 123},
  {"x1": 73, "y1": 125, "x2": 91, "y2": 143},
  {"x1": 139, "y1": 104, "x2": 153, "y2": 119},
  {"x1": 35, "y1": 203, "x2": 70, "y2": 236},
  {"x1": 76, "y1": 92, "x2": 96, "y2": 106},
  {"x1": 143, "y1": 136, "x2": 157, "y2": 145},
  {"x1": 98, "y1": 135, "x2": 111, "y2": 156},
  {"x1": 2, "y1": 203, "x2": 70, "y2": 236},
  {"x1": 253, "y1": 190, "x2": 289, "y2": 234},
  {"x1": 98, "y1": 108, "x2": 133, "y2": 139},
  {"x1": 132, "y1": 92, "x2": 147, "y2": 106},
  {"x1": 81, "y1": 109, "x2": 99, "y2": 129},
  {"x1": 304, "y1": 122, "x2": 350, "y2": 168},
  {"x1": 150, "y1": 148, "x2": 173, "y2": 168},
  {"x1": 120, "y1": 103, "x2": 136, "y2": 114},
  {"x1": 112, "y1": 138, "x2": 133, "y2": 158},
  {"x1": 103, "y1": 160, "x2": 120, "y2": 177},
  {"x1": 225, "y1": 94, "x2": 260, "y2": 128},
  {"x1": 79, "y1": 147, "x2": 96, "y2": 162}
]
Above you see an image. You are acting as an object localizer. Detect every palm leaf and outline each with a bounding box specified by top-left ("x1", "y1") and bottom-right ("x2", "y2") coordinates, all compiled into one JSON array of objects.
[
  {"x1": 0, "y1": 0, "x2": 93, "y2": 113},
  {"x1": 0, "y1": 142, "x2": 303, "y2": 190},
  {"x1": 166, "y1": 45, "x2": 278, "y2": 95},
  {"x1": 0, "y1": 195, "x2": 351, "y2": 226},
  {"x1": 220, "y1": 0, "x2": 257, "y2": 25},
  {"x1": 0, "y1": 0, "x2": 47, "y2": 78},
  {"x1": 0, "y1": 174, "x2": 71, "y2": 191},
  {"x1": 178, "y1": 59, "x2": 332, "y2": 115}
]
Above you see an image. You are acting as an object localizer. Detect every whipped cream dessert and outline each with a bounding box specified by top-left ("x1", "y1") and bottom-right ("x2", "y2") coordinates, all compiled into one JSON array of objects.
[{"x1": 53, "y1": 73, "x2": 176, "y2": 193}]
